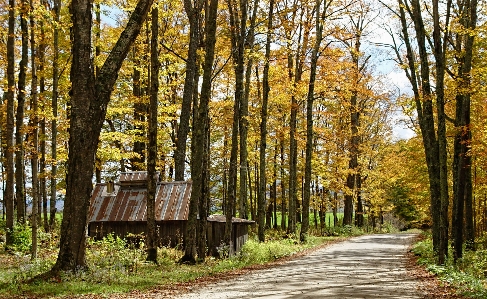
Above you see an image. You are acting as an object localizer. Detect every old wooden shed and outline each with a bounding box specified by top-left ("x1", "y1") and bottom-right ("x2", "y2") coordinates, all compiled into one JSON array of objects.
[{"x1": 88, "y1": 171, "x2": 254, "y2": 255}]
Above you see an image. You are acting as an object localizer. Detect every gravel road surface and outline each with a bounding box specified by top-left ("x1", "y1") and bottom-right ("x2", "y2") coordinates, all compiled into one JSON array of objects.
[{"x1": 174, "y1": 234, "x2": 423, "y2": 299}]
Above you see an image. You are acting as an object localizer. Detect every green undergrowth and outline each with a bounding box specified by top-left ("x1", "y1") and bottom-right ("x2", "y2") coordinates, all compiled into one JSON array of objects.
[
  {"x1": 0, "y1": 230, "x2": 348, "y2": 298},
  {"x1": 412, "y1": 233, "x2": 487, "y2": 298}
]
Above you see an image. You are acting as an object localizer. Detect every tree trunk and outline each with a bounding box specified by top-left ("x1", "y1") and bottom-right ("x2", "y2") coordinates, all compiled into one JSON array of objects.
[
  {"x1": 39, "y1": 2, "x2": 48, "y2": 231},
  {"x1": 397, "y1": 0, "x2": 443, "y2": 263},
  {"x1": 50, "y1": 0, "x2": 153, "y2": 273},
  {"x1": 174, "y1": 0, "x2": 202, "y2": 181},
  {"x1": 302, "y1": 0, "x2": 323, "y2": 241},
  {"x1": 16, "y1": 0, "x2": 29, "y2": 225},
  {"x1": 225, "y1": 0, "x2": 248, "y2": 251},
  {"x1": 452, "y1": 0, "x2": 477, "y2": 259},
  {"x1": 146, "y1": 6, "x2": 159, "y2": 264},
  {"x1": 5, "y1": 0, "x2": 16, "y2": 247},
  {"x1": 50, "y1": 0, "x2": 61, "y2": 230},
  {"x1": 258, "y1": 0, "x2": 273, "y2": 242},
  {"x1": 132, "y1": 40, "x2": 146, "y2": 171},
  {"x1": 280, "y1": 141, "x2": 286, "y2": 230},
  {"x1": 30, "y1": 1, "x2": 38, "y2": 258}
]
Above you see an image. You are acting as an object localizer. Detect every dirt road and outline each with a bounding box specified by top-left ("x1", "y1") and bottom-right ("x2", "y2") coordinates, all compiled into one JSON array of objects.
[{"x1": 173, "y1": 234, "x2": 424, "y2": 299}]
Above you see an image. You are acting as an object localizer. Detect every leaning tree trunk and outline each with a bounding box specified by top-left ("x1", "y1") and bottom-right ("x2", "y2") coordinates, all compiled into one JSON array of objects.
[{"x1": 50, "y1": 0, "x2": 153, "y2": 273}]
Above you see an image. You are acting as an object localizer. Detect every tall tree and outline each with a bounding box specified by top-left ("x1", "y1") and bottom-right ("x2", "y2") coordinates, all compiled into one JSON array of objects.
[
  {"x1": 174, "y1": 0, "x2": 203, "y2": 181},
  {"x1": 16, "y1": 0, "x2": 29, "y2": 224},
  {"x1": 181, "y1": 0, "x2": 219, "y2": 263},
  {"x1": 224, "y1": 0, "x2": 248, "y2": 250},
  {"x1": 146, "y1": 4, "x2": 159, "y2": 264},
  {"x1": 302, "y1": 0, "x2": 328, "y2": 241},
  {"x1": 258, "y1": 0, "x2": 274, "y2": 242},
  {"x1": 30, "y1": 0, "x2": 39, "y2": 258},
  {"x1": 452, "y1": 0, "x2": 477, "y2": 260},
  {"x1": 391, "y1": 0, "x2": 450, "y2": 264},
  {"x1": 50, "y1": 0, "x2": 61, "y2": 230},
  {"x1": 49, "y1": 0, "x2": 153, "y2": 273},
  {"x1": 5, "y1": 0, "x2": 16, "y2": 248}
]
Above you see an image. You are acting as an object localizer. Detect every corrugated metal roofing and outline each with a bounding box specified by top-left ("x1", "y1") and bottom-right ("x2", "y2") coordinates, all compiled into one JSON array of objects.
[{"x1": 89, "y1": 180, "x2": 192, "y2": 222}]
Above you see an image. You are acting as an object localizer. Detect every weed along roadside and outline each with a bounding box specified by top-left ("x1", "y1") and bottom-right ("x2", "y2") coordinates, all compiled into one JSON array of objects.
[{"x1": 0, "y1": 221, "x2": 363, "y2": 298}]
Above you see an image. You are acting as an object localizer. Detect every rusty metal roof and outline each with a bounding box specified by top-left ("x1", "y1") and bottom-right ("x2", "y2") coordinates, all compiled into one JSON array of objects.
[{"x1": 89, "y1": 180, "x2": 192, "y2": 222}]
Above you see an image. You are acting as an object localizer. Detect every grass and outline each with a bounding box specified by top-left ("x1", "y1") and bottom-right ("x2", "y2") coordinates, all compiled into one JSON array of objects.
[
  {"x1": 411, "y1": 233, "x2": 487, "y2": 298},
  {"x1": 0, "y1": 227, "x2": 359, "y2": 298}
]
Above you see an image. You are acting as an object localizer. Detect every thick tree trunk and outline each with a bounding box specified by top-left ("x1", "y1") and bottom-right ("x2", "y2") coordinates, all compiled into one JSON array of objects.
[{"x1": 51, "y1": 0, "x2": 153, "y2": 273}]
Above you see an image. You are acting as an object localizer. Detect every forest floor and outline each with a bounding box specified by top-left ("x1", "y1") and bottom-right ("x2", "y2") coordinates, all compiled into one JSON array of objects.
[{"x1": 144, "y1": 234, "x2": 462, "y2": 299}]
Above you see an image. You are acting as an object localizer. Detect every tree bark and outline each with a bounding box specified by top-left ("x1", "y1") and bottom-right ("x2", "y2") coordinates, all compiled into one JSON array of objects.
[
  {"x1": 452, "y1": 0, "x2": 477, "y2": 260},
  {"x1": 50, "y1": 0, "x2": 153, "y2": 273},
  {"x1": 395, "y1": 0, "x2": 440, "y2": 261},
  {"x1": 30, "y1": 0, "x2": 39, "y2": 258},
  {"x1": 174, "y1": 0, "x2": 203, "y2": 181},
  {"x1": 302, "y1": 0, "x2": 324, "y2": 241},
  {"x1": 50, "y1": 0, "x2": 61, "y2": 230},
  {"x1": 16, "y1": 0, "x2": 29, "y2": 225},
  {"x1": 258, "y1": 0, "x2": 273, "y2": 242},
  {"x1": 146, "y1": 6, "x2": 159, "y2": 264},
  {"x1": 5, "y1": 0, "x2": 16, "y2": 247}
]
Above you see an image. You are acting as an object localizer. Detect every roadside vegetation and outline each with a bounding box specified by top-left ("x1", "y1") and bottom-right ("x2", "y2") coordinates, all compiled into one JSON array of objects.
[
  {"x1": 412, "y1": 233, "x2": 487, "y2": 299},
  {"x1": 0, "y1": 216, "x2": 369, "y2": 298}
]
